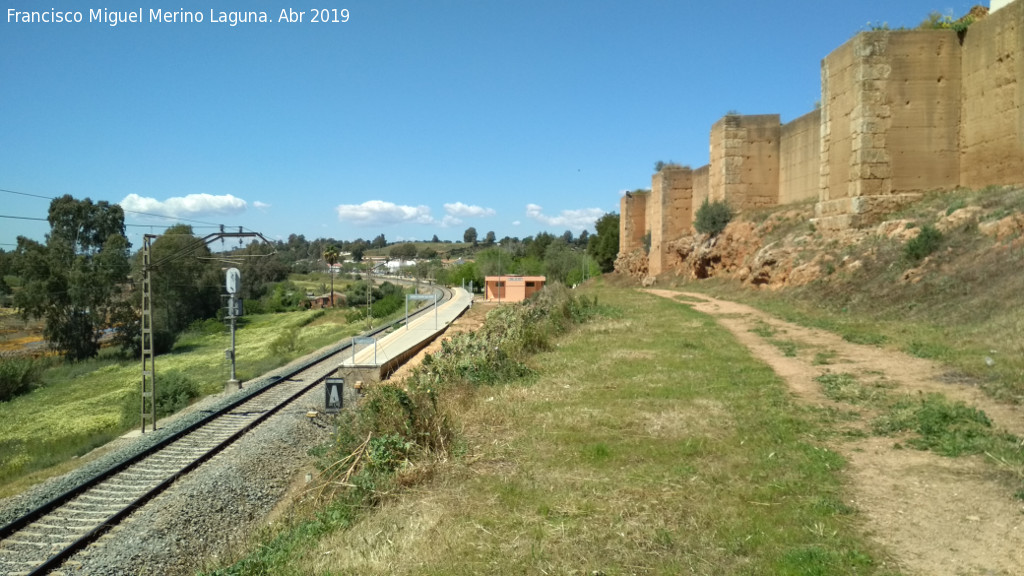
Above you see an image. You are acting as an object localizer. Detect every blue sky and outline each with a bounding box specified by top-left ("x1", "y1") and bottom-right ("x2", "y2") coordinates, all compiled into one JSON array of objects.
[{"x1": 1, "y1": 0, "x2": 979, "y2": 249}]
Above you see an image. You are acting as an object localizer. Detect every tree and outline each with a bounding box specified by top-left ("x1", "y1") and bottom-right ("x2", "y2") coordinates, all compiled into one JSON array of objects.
[
  {"x1": 576, "y1": 229, "x2": 590, "y2": 248},
  {"x1": 371, "y1": 233, "x2": 387, "y2": 249},
  {"x1": 587, "y1": 212, "x2": 620, "y2": 273},
  {"x1": 236, "y1": 240, "x2": 288, "y2": 301},
  {"x1": 561, "y1": 230, "x2": 574, "y2": 244},
  {"x1": 137, "y1": 224, "x2": 223, "y2": 354},
  {"x1": 436, "y1": 262, "x2": 482, "y2": 291},
  {"x1": 484, "y1": 231, "x2": 496, "y2": 246},
  {"x1": 543, "y1": 238, "x2": 579, "y2": 284},
  {"x1": 14, "y1": 195, "x2": 132, "y2": 360},
  {"x1": 463, "y1": 227, "x2": 478, "y2": 245},
  {"x1": 0, "y1": 249, "x2": 11, "y2": 297},
  {"x1": 388, "y1": 242, "x2": 417, "y2": 261},
  {"x1": 323, "y1": 246, "x2": 340, "y2": 307},
  {"x1": 431, "y1": 234, "x2": 440, "y2": 243},
  {"x1": 524, "y1": 232, "x2": 555, "y2": 260},
  {"x1": 349, "y1": 240, "x2": 368, "y2": 262},
  {"x1": 474, "y1": 247, "x2": 504, "y2": 277},
  {"x1": 418, "y1": 246, "x2": 438, "y2": 260}
]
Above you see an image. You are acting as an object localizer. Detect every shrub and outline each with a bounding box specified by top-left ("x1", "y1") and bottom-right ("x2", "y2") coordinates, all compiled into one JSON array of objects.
[
  {"x1": 120, "y1": 370, "x2": 201, "y2": 426},
  {"x1": 269, "y1": 326, "x2": 300, "y2": 356},
  {"x1": 904, "y1": 225, "x2": 942, "y2": 261},
  {"x1": 0, "y1": 356, "x2": 45, "y2": 401},
  {"x1": 155, "y1": 371, "x2": 201, "y2": 417},
  {"x1": 694, "y1": 199, "x2": 734, "y2": 236},
  {"x1": 189, "y1": 318, "x2": 225, "y2": 336}
]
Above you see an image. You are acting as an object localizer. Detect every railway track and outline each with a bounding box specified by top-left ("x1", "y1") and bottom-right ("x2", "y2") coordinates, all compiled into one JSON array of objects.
[{"x1": 0, "y1": 284, "x2": 453, "y2": 576}]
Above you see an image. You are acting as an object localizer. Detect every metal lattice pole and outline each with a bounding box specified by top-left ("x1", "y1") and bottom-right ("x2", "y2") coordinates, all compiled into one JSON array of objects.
[{"x1": 140, "y1": 234, "x2": 157, "y2": 433}]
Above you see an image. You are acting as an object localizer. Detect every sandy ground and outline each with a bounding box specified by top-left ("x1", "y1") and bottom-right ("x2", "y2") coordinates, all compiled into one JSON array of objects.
[{"x1": 644, "y1": 289, "x2": 1024, "y2": 576}]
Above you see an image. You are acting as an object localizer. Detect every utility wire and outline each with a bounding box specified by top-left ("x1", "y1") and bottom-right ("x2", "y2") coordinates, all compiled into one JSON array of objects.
[
  {"x1": 0, "y1": 213, "x2": 224, "y2": 230},
  {"x1": 0, "y1": 187, "x2": 236, "y2": 227}
]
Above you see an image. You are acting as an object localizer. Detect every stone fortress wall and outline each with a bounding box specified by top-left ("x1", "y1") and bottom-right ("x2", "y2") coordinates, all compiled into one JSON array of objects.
[{"x1": 620, "y1": 0, "x2": 1023, "y2": 273}]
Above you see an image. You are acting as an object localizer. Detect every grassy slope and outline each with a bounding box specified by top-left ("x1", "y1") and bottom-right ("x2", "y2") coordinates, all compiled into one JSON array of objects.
[
  {"x1": 214, "y1": 282, "x2": 898, "y2": 575},
  {"x1": 0, "y1": 308, "x2": 360, "y2": 498}
]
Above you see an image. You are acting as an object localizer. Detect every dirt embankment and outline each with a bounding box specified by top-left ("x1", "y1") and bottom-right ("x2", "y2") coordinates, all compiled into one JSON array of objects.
[{"x1": 616, "y1": 204, "x2": 1024, "y2": 289}]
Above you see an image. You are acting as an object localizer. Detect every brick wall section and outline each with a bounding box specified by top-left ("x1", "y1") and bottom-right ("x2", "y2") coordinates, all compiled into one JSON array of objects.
[
  {"x1": 779, "y1": 109, "x2": 821, "y2": 204},
  {"x1": 648, "y1": 167, "x2": 693, "y2": 276},
  {"x1": 618, "y1": 190, "x2": 648, "y2": 255},
  {"x1": 960, "y1": 0, "x2": 1024, "y2": 188},
  {"x1": 710, "y1": 114, "x2": 781, "y2": 212}
]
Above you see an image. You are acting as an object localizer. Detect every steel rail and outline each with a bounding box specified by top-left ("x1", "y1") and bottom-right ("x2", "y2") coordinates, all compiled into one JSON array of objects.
[{"x1": 0, "y1": 284, "x2": 453, "y2": 574}]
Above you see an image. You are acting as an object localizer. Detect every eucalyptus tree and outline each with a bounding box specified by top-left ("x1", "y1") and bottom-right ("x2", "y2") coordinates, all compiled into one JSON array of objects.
[{"x1": 14, "y1": 195, "x2": 132, "y2": 360}]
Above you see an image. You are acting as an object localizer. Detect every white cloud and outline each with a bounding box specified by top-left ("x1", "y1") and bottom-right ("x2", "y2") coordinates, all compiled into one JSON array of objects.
[
  {"x1": 441, "y1": 215, "x2": 462, "y2": 227},
  {"x1": 120, "y1": 193, "x2": 247, "y2": 218},
  {"x1": 525, "y1": 203, "x2": 603, "y2": 232},
  {"x1": 512, "y1": 220, "x2": 521, "y2": 226},
  {"x1": 335, "y1": 200, "x2": 435, "y2": 227},
  {"x1": 253, "y1": 200, "x2": 271, "y2": 210},
  {"x1": 443, "y1": 202, "x2": 496, "y2": 218}
]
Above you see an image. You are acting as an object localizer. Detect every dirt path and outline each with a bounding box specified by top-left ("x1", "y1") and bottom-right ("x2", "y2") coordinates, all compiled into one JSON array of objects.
[{"x1": 644, "y1": 289, "x2": 1024, "y2": 576}]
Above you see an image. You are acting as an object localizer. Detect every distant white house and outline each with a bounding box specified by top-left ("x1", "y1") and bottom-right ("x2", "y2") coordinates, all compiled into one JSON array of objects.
[{"x1": 384, "y1": 260, "x2": 416, "y2": 273}]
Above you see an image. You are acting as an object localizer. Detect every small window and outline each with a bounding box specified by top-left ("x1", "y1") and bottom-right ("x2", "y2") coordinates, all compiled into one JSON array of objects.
[{"x1": 526, "y1": 282, "x2": 535, "y2": 287}]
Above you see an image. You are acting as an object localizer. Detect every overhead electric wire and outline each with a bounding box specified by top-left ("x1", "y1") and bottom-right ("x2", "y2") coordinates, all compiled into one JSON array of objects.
[
  {"x1": 0, "y1": 213, "x2": 223, "y2": 231},
  {"x1": 1, "y1": 187, "x2": 276, "y2": 266},
  {"x1": 0, "y1": 187, "x2": 237, "y2": 228}
]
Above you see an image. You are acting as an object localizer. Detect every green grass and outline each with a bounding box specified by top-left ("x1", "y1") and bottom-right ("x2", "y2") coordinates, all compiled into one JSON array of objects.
[
  {"x1": 815, "y1": 372, "x2": 888, "y2": 405},
  {"x1": 0, "y1": 307, "x2": 365, "y2": 497},
  {"x1": 206, "y1": 282, "x2": 899, "y2": 575},
  {"x1": 813, "y1": 350, "x2": 838, "y2": 365},
  {"x1": 871, "y1": 393, "x2": 1021, "y2": 459}
]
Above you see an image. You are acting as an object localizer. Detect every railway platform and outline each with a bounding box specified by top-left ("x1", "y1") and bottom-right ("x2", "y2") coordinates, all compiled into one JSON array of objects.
[{"x1": 337, "y1": 286, "x2": 473, "y2": 383}]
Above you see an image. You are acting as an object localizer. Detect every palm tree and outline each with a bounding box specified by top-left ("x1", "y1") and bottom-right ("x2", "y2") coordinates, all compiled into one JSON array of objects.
[{"x1": 323, "y1": 246, "x2": 340, "y2": 307}]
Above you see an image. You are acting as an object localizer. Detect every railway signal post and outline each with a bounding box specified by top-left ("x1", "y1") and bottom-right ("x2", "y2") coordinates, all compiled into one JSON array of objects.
[{"x1": 225, "y1": 267, "x2": 242, "y2": 391}]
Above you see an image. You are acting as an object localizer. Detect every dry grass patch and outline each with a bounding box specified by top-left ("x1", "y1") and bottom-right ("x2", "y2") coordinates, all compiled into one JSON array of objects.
[{"x1": 636, "y1": 399, "x2": 733, "y2": 439}]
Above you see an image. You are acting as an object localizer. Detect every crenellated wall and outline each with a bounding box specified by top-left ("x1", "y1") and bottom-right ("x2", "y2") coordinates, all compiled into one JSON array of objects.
[{"x1": 618, "y1": 0, "x2": 1024, "y2": 271}]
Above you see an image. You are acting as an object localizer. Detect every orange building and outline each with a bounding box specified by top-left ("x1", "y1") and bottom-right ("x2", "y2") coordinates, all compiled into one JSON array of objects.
[{"x1": 484, "y1": 276, "x2": 545, "y2": 303}]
